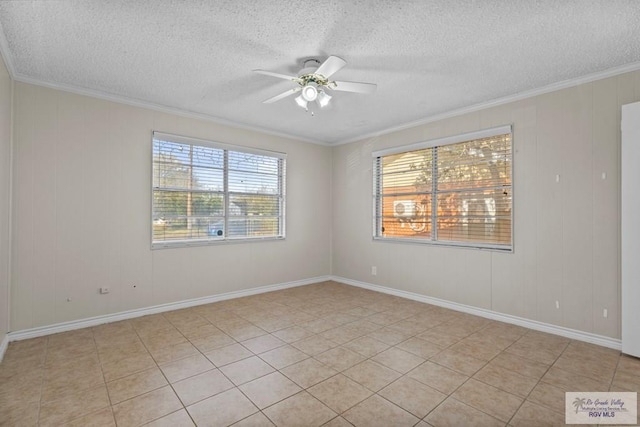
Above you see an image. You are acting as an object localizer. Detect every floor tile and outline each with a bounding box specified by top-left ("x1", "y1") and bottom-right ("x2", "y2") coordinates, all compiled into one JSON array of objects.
[
  {"x1": 367, "y1": 327, "x2": 412, "y2": 346},
  {"x1": 541, "y1": 366, "x2": 609, "y2": 392},
  {"x1": 258, "y1": 344, "x2": 309, "y2": 369},
  {"x1": 159, "y1": 353, "x2": 214, "y2": 383},
  {"x1": 527, "y1": 382, "x2": 566, "y2": 414},
  {"x1": 172, "y1": 369, "x2": 234, "y2": 406},
  {"x1": 271, "y1": 325, "x2": 315, "y2": 343},
  {"x1": 416, "y1": 329, "x2": 463, "y2": 347},
  {"x1": 379, "y1": 376, "x2": 446, "y2": 418},
  {"x1": 292, "y1": 335, "x2": 338, "y2": 356},
  {"x1": 239, "y1": 371, "x2": 302, "y2": 409},
  {"x1": 3, "y1": 281, "x2": 639, "y2": 427},
  {"x1": 187, "y1": 387, "x2": 258, "y2": 426},
  {"x1": 342, "y1": 336, "x2": 390, "y2": 357},
  {"x1": 112, "y1": 385, "x2": 182, "y2": 427},
  {"x1": 314, "y1": 346, "x2": 365, "y2": 372},
  {"x1": 307, "y1": 374, "x2": 372, "y2": 413},
  {"x1": 280, "y1": 358, "x2": 338, "y2": 388},
  {"x1": 222, "y1": 324, "x2": 268, "y2": 341},
  {"x1": 322, "y1": 416, "x2": 354, "y2": 427},
  {"x1": 371, "y1": 347, "x2": 425, "y2": 373},
  {"x1": 102, "y1": 352, "x2": 157, "y2": 382},
  {"x1": 204, "y1": 343, "x2": 253, "y2": 367},
  {"x1": 189, "y1": 331, "x2": 236, "y2": 352},
  {"x1": 0, "y1": 400, "x2": 40, "y2": 426},
  {"x1": 407, "y1": 361, "x2": 468, "y2": 395},
  {"x1": 396, "y1": 336, "x2": 444, "y2": 359},
  {"x1": 232, "y1": 411, "x2": 276, "y2": 426},
  {"x1": 219, "y1": 355, "x2": 275, "y2": 385},
  {"x1": 41, "y1": 364, "x2": 105, "y2": 402},
  {"x1": 343, "y1": 360, "x2": 401, "y2": 392},
  {"x1": 39, "y1": 385, "x2": 110, "y2": 426},
  {"x1": 473, "y1": 363, "x2": 538, "y2": 397},
  {"x1": 452, "y1": 379, "x2": 523, "y2": 422},
  {"x1": 430, "y1": 348, "x2": 487, "y2": 376},
  {"x1": 106, "y1": 367, "x2": 167, "y2": 404},
  {"x1": 342, "y1": 394, "x2": 419, "y2": 427},
  {"x1": 449, "y1": 340, "x2": 502, "y2": 362},
  {"x1": 510, "y1": 400, "x2": 567, "y2": 427},
  {"x1": 148, "y1": 341, "x2": 200, "y2": 365},
  {"x1": 144, "y1": 409, "x2": 195, "y2": 426},
  {"x1": 242, "y1": 334, "x2": 286, "y2": 354},
  {"x1": 263, "y1": 391, "x2": 337, "y2": 427},
  {"x1": 488, "y1": 352, "x2": 550, "y2": 380},
  {"x1": 65, "y1": 407, "x2": 116, "y2": 427},
  {"x1": 424, "y1": 397, "x2": 504, "y2": 427}
]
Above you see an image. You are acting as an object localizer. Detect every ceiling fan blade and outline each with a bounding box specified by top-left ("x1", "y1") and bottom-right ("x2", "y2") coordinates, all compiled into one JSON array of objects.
[
  {"x1": 263, "y1": 87, "x2": 300, "y2": 104},
  {"x1": 315, "y1": 55, "x2": 347, "y2": 79},
  {"x1": 254, "y1": 70, "x2": 300, "y2": 82},
  {"x1": 331, "y1": 80, "x2": 377, "y2": 94}
]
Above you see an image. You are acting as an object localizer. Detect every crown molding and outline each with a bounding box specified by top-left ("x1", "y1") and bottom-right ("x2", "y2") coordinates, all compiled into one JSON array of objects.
[
  {"x1": 11, "y1": 73, "x2": 331, "y2": 147},
  {"x1": 335, "y1": 60, "x2": 640, "y2": 146},
  {"x1": 0, "y1": 19, "x2": 15, "y2": 78}
]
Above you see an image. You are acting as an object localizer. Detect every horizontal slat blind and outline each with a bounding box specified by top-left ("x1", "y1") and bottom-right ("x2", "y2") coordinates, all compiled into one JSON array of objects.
[
  {"x1": 374, "y1": 127, "x2": 512, "y2": 250},
  {"x1": 152, "y1": 133, "x2": 285, "y2": 248}
]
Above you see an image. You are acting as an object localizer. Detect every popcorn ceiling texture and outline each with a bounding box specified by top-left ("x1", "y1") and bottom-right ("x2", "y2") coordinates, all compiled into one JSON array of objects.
[{"x1": 1, "y1": 0, "x2": 639, "y2": 144}]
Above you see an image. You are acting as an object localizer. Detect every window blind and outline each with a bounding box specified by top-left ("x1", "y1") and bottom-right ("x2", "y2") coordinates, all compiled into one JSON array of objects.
[
  {"x1": 152, "y1": 132, "x2": 286, "y2": 248},
  {"x1": 373, "y1": 126, "x2": 512, "y2": 250}
]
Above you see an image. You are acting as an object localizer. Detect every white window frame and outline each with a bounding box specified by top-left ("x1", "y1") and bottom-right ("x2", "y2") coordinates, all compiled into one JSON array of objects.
[
  {"x1": 372, "y1": 125, "x2": 513, "y2": 251},
  {"x1": 152, "y1": 131, "x2": 286, "y2": 249}
]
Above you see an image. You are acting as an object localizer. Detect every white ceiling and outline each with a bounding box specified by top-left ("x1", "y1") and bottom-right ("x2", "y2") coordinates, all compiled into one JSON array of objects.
[{"x1": 1, "y1": 1, "x2": 639, "y2": 145}]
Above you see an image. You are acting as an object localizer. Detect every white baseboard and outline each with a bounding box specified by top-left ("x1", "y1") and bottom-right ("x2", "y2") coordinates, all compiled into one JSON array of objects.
[
  {"x1": 331, "y1": 276, "x2": 622, "y2": 351},
  {"x1": 0, "y1": 333, "x2": 8, "y2": 362},
  {"x1": 6, "y1": 274, "x2": 622, "y2": 353},
  {"x1": 8, "y1": 276, "x2": 331, "y2": 342}
]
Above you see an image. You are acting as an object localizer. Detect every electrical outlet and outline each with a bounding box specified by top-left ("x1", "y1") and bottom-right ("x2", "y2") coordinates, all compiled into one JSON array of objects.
[
  {"x1": 99, "y1": 287, "x2": 110, "y2": 294},
  {"x1": 555, "y1": 300, "x2": 560, "y2": 309},
  {"x1": 603, "y1": 308, "x2": 608, "y2": 318},
  {"x1": 371, "y1": 266, "x2": 377, "y2": 276}
]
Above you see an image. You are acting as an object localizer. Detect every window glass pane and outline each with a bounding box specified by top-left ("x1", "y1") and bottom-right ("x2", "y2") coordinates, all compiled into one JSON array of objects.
[
  {"x1": 381, "y1": 149, "x2": 432, "y2": 194},
  {"x1": 228, "y1": 194, "x2": 280, "y2": 217},
  {"x1": 437, "y1": 134, "x2": 511, "y2": 191},
  {"x1": 152, "y1": 216, "x2": 225, "y2": 241},
  {"x1": 152, "y1": 134, "x2": 285, "y2": 247},
  {"x1": 229, "y1": 151, "x2": 279, "y2": 174},
  {"x1": 374, "y1": 130, "x2": 511, "y2": 249},
  {"x1": 379, "y1": 195, "x2": 432, "y2": 239},
  {"x1": 436, "y1": 190, "x2": 511, "y2": 245},
  {"x1": 153, "y1": 190, "x2": 188, "y2": 217},
  {"x1": 228, "y1": 171, "x2": 279, "y2": 194},
  {"x1": 227, "y1": 217, "x2": 280, "y2": 238}
]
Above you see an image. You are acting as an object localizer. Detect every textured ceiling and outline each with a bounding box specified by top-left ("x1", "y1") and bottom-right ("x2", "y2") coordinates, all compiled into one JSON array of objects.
[{"x1": 1, "y1": 1, "x2": 640, "y2": 145}]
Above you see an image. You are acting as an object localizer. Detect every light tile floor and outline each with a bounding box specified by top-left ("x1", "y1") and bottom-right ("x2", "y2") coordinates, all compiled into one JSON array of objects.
[{"x1": 1, "y1": 281, "x2": 639, "y2": 426}]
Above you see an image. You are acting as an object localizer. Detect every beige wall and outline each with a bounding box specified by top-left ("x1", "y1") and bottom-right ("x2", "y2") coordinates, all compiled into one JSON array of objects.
[
  {"x1": 10, "y1": 83, "x2": 332, "y2": 331},
  {"x1": 332, "y1": 70, "x2": 640, "y2": 340},
  {"x1": 0, "y1": 55, "x2": 11, "y2": 344}
]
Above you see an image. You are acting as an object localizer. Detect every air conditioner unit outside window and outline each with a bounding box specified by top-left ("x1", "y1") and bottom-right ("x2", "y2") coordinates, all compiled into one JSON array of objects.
[{"x1": 393, "y1": 200, "x2": 417, "y2": 218}]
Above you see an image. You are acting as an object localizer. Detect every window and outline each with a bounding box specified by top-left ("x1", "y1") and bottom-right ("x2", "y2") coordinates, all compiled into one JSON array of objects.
[
  {"x1": 373, "y1": 125, "x2": 512, "y2": 250},
  {"x1": 152, "y1": 132, "x2": 286, "y2": 248}
]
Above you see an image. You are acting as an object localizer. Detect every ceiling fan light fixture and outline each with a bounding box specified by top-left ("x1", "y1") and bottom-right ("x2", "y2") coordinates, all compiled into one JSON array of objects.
[
  {"x1": 295, "y1": 94, "x2": 308, "y2": 109},
  {"x1": 316, "y1": 90, "x2": 331, "y2": 108},
  {"x1": 301, "y1": 84, "x2": 318, "y2": 102}
]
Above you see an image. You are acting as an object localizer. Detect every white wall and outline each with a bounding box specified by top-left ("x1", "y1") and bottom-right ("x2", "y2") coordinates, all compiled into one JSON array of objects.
[
  {"x1": 332, "y1": 70, "x2": 640, "y2": 340},
  {"x1": 10, "y1": 83, "x2": 332, "y2": 331},
  {"x1": 0, "y1": 53, "x2": 11, "y2": 346}
]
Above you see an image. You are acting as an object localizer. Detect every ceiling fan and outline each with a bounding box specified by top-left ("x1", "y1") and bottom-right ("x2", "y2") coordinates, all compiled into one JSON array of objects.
[{"x1": 254, "y1": 56, "x2": 376, "y2": 111}]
